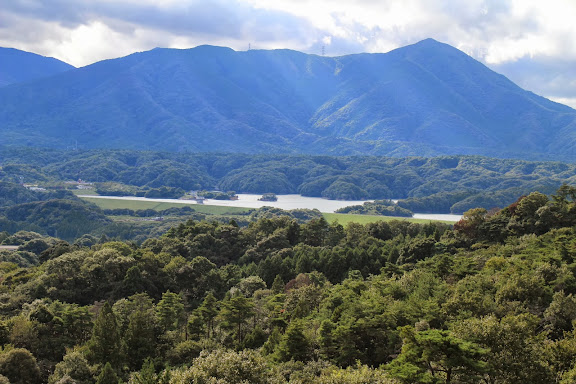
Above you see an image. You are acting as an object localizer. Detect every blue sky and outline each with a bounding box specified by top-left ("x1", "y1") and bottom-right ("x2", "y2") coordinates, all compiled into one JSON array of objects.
[{"x1": 1, "y1": 0, "x2": 575, "y2": 107}]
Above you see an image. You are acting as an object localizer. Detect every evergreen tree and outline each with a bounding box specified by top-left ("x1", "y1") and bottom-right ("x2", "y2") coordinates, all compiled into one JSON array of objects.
[
  {"x1": 319, "y1": 319, "x2": 337, "y2": 361},
  {"x1": 386, "y1": 326, "x2": 488, "y2": 384},
  {"x1": 130, "y1": 358, "x2": 156, "y2": 384},
  {"x1": 271, "y1": 274, "x2": 285, "y2": 294},
  {"x1": 219, "y1": 295, "x2": 255, "y2": 344},
  {"x1": 86, "y1": 302, "x2": 121, "y2": 368},
  {"x1": 186, "y1": 313, "x2": 204, "y2": 341},
  {"x1": 276, "y1": 319, "x2": 310, "y2": 362},
  {"x1": 156, "y1": 291, "x2": 184, "y2": 332},
  {"x1": 197, "y1": 293, "x2": 218, "y2": 339},
  {"x1": 123, "y1": 306, "x2": 158, "y2": 371},
  {"x1": 95, "y1": 362, "x2": 119, "y2": 384}
]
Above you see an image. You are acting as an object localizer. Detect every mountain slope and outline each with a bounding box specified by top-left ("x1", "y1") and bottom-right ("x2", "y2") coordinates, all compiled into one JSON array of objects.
[
  {"x1": 0, "y1": 39, "x2": 574, "y2": 159},
  {"x1": 0, "y1": 47, "x2": 75, "y2": 87}
]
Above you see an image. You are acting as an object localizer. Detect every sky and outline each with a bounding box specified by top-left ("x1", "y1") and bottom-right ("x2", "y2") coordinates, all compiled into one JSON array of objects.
[{"x1": 1, "y1": 0, "x2": 575, "y2": 108}]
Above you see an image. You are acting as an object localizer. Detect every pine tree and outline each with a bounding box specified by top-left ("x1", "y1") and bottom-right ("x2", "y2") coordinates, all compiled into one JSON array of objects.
[
  {"x1": 198, "y1": 293, "x2": 218, "y2": 339},
  {"x1": 123, "y1": 307, "x2": 158, "y2": 371},
  {"x1": 271, "y1": 274, "x2": 285, "y2": 294},
  {"x1": 319, "y1": 319, "x2": 337, "y2": 361},
  {"x1": 95, "y1": 362, "x2": 119, "y2": 384},
  {"x1": 187, "y1": 313, "x2": 204, "y2": 341},
  {"x1": 131, "y1": 358, "x2": 156, "y2": 384},
  {"x1": 276, "y1": 320, "x2": 310, "y2": 362},
  {"x1": 219, "y1": 295, "x2": 255, "y2": 344},
  {"x1": 86, "y1": 302, "x2": 121, "y2": 368},
  {"x1": 156, "y1": 291, "x2": 184, "y2": 332}
]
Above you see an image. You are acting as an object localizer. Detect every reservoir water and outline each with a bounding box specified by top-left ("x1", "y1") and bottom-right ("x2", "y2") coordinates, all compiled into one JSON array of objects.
[{"x1": 81, "y1": 193, "x2": 462, "y2": 222}]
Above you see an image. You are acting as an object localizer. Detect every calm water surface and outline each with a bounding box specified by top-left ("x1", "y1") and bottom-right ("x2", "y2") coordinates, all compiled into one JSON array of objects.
[{"x1": 82, "y1": 194, "x2": 462, "y2": 222}]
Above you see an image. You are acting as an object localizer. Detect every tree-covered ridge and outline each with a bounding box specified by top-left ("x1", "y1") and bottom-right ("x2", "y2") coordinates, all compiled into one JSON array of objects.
[
  {"x1": 336, "y1": 200, "x2": 413, "y2": 217},
  {"x1": 3, "y1": 187, "x2": 576, "y2": 382},
  {"x1": 2, "y1": 147, "x2": 576, "y2": 212}
]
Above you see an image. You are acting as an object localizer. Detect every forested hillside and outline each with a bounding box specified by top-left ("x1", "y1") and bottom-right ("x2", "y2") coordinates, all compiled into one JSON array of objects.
[
  {"x1": 2, "y1": 148, "x2": 576, "y2": 214},
  {"x1": 2, "y1": 187, "x2": 576, "y2": 382},
  {"x1": 1, "y1": 40, "x2": 575, "y2": 158},
  {"x1": 0, "y1": 47, "x2": 74, "y2": 87}
]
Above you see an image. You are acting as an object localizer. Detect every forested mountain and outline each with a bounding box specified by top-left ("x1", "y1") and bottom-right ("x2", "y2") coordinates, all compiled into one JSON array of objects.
[
  {"x1": 0, "y1": 47, "x2": 74, "y2": 87},
  {"x1": 0, "y1": 40, "x2": 575, "y2": 159}
]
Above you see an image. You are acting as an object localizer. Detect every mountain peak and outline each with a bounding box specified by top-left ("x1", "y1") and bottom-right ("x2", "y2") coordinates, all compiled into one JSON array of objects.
[
  {"x1": 416, "y1": 37, "x2": 441, "y2": 45},
  {"x1": 0, "y1": 47, "x2": 74, "y2": 87},
  {"x1": 404, "y1": 38, "x2": 463, "y2": 53}
]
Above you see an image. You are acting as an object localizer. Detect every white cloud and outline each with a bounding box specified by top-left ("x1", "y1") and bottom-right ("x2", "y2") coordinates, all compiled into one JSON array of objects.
[
  {"x1": 0, "y1": 0, "x2": 575, "y2": 105},
  {"x1": 550, "y1": 97, "x2": 576, "y2": 109}
]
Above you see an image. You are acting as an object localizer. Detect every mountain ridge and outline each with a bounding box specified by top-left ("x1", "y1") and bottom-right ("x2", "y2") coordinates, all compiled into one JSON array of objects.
[
  {"x1": 0, "y1": 47, "x2": 75, "y2": 87},
  {"x1": 0, "y1": 39, "x2": 575, "y2": 159}
]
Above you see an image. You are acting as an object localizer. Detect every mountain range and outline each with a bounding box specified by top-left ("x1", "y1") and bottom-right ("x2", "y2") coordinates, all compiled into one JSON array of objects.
[{"x1": 1, "y1": 39, "x2": 575, "y2": 159}]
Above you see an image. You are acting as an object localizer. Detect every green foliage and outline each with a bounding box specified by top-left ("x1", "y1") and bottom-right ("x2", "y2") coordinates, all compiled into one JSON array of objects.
[
  {"x1": 49, "y1": 349, "x2": 94, "y2": 384},
  {"x1": 3, "y1": 149, "x2": 576, "y2": 213},
  {"x1": 276, "y1": 319, "x2": 310, "y2": 362},
  {"x1": 317, "y1": 364, "x2": 396, "y2": 384},
  {"x1": 86, "y1": 302, "x2": 122, "y2": 368},
  {"x1": 157, "y1": 291, "x2": 184, "y2": 331},
  {"x1": 0, "y1": 347, "x2": 42, "y2": 384},
  {"x1": 5, "y1": 185, "x2": 576, "y2": 382},
  {"x1": 271, "y1": 274, "x2": 285, "y2": 294},
  {"x1": 170, "y1": 349, "x2": 275, "y2": 384},
  {"x1": 219, "y1": 295, "x2": 255, "y2": 345},
  {"x1": 386, "y1": 326, "x2": 488, "y2": 383},
  {"x1": 2, "y1": 199, "x2": 110, "y2": 241},
  {"x1": 123, "y1": 303, "x2": 160, "y2": 371},
  {"x1": 0, "y1": 181, "x2": 77, "y2": 208},
  {"x1": 197, "y1": 293, "x2": 219, "y2": 339},
  {"x1": 129, "y1": 358, "x2": 157, "y2": 384},
  {"x1": 95, "y1": 362, "x2": 120, "y2": 384},
  {"x1": 452, "y1": 314, "x2": 553, "y2": 383},
  {"x1": 336, "y1": 200, "x2": 413, "y2": 217}
]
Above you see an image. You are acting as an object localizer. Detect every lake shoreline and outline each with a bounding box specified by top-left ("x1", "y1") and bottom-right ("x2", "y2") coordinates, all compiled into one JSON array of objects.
[{"x1": 80, "y1": 194, "x2": 462, "y2": 222}]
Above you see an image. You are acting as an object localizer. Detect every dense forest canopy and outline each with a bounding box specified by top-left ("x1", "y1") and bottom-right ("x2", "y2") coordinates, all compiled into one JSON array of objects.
[{"x1": 2, "y1": 186, "x2": 576, "y2": 382}]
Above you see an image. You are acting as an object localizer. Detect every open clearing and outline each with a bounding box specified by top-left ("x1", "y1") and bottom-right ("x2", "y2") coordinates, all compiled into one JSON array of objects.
[
  {"x1": 82, "y1": 197, "x2": 251, "y2": 215},
  {"x1": 323, "y1": 213, "x2": 455, "y2": 225},
  {"x1": 82, "y1": 196, "x2": 453, "y2": 224}
]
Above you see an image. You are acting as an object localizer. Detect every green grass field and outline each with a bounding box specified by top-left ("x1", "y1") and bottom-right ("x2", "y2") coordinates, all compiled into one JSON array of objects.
[
  {"x1": 71, "y1": 189, "x2": 99, "y2": 196},
  {"x1": 81, "y1": 197, "x2": 251, "y2": 215},
  {"x1": 322, "y1": 212, "x2": 455, "y2": 225}
]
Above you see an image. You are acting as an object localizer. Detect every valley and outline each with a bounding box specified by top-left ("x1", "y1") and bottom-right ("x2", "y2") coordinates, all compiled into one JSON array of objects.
[{"x1": 1, "y1": 36, "x2": 576, "y2": 383}]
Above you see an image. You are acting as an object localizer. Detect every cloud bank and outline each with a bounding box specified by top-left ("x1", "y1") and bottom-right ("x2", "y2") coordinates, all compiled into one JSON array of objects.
[{"x1": 0, "y1": 0, "x2": 575, "y2": 107}]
